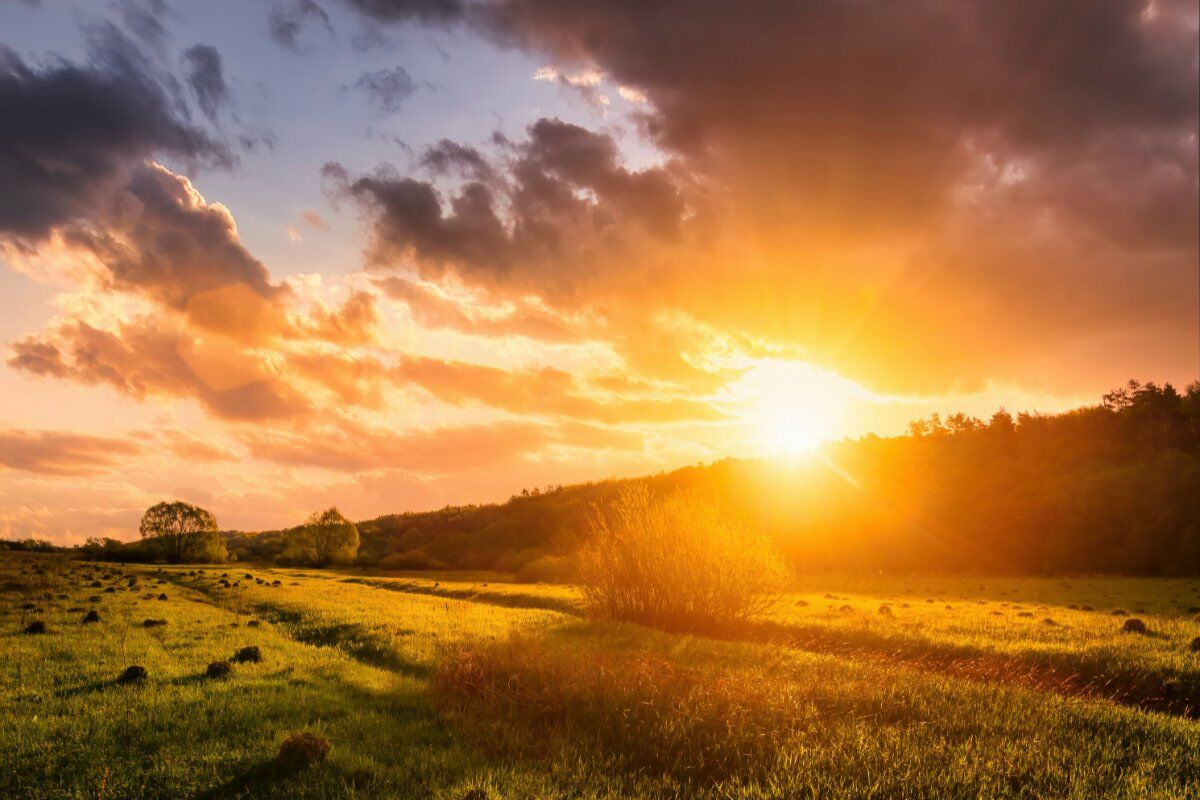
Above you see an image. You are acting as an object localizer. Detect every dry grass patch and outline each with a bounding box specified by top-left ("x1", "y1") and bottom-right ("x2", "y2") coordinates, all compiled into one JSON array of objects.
[
  {"x1": 577, "y1": 485, "x2": 790, "y2": 633},
  {"x1": 434, "y1": 631, "x2": 803, "y2": 782}
]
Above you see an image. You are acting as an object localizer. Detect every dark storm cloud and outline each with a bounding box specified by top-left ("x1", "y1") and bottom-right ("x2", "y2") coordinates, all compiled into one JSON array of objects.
[
  {"x1": 326, "y1": 118, "x2": 688, "y2": 293},
  {"x1": 0, "y1": 42, "x2": 228, "y2": 239},
  {"x1": 267, "y1": 0, "x2": 334, "y2": 51},
  {"x1": 335, "y1": 0, "x2": 1197, "y2": 390},
  {"x1": 336, "y1": 0, "x2": 464, "y2": 25},
  {"x1": 473, "y1": 0, "x2": 1197, "y2": 241},
  {"x1": 351, "y1": 66, "x2": 417, "y2": 113},
  {"x1": 182, "y1": 45, "x2": 230, "y2": 122}
]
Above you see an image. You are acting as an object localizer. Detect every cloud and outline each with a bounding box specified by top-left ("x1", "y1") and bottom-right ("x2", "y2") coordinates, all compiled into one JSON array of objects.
[
  {"x1": 351, "y1": 66, "x2": 417, "y2": 113},
  {"x1": 117, "y1": 0, "x2": 173, "y2": 51},
  {"x1": 59, "y1": 162, "x2": 284, "y2": 322},
  {"x1": 418, "y1": 139, "x2": 498, "y2": 183},
  {"x1": 392, "y1": 354, "x2": 725, "y2": 424},
  {"x1": 532, "y1": 65, "x2": 609, "y2": 107},
  {"x1": 327, "y1": 118, "x2": 688, "y2": 297},
  {"x1": 376, "y1": 276, "x2": 583, "y2": 342},
  {"x1": 182, "y1": 44, "x2": 230, "y2": 122},
  {"x1": 8, "y1": 317, "x2": 312, "y2": 421},
  {"x1": 241, "y1": 414, "x2": 640, "y2": 474},
  {"x1": 0, "y1": 43, "x2": 228, "y2": 239},
  {"x1": 300, "y1": 210, "x2": 329, "y2": 229},
  {"x1": 242, "y1": 418, "x2": 550, "y2": 473},
  {"x1": 157, "y1": 429, "x2": 238, "y2": 462},
  {"x1": 331, "y1": 0, "x2": 1198, "y2": 392},
  {"x1": 0, "y1": 429, "x2": 143, "y2": 476},
  {"x1": 267, "y1": 0, "x2": 335, "y2": 51},
  {"x1": 300, "y1": 290, "x2": 381, "y2": 345},
  {"x1": 336, "y1": 0, "x2": 465, "y2": 25}
]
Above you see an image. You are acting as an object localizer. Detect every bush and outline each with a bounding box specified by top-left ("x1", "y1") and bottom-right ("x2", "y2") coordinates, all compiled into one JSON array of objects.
[
  {"x1": 515, "y1": 555, "x2": 571, "y2": 584},
  {"x1": 379, "y1": 549, "x2": 448, "y2": 571},
  {"x1": 576, "y1": 485, "x2": 790, "y2": 633}
]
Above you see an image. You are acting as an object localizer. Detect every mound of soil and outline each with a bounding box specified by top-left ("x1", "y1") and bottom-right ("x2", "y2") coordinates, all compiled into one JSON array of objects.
[
  {"x1": 276, "y1": 732, "x2": 331, "y2": 768},
  {"x1": 206, "y1": 661, "x2": 233, "y2": 679},
  {"x1": 118, "y1": 665, "x2": 148, "y2": 685},
  {"x1": 232, "y1": 646, "x2": 262, "y2": 663}
]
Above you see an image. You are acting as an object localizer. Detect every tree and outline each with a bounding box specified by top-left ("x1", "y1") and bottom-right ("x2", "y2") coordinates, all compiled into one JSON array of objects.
[
  {"x1": 285, "y1": 508, "x2": 359, "y2": 566},
  {"x1": 138, "y1": 501, "x2": 225, "y2": 563}
]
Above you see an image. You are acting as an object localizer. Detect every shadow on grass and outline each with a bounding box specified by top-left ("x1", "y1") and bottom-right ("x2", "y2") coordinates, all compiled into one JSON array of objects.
[
  {"x1": 158, "y1": 575, "x2": 433, "y2": 680},
  {"x1": 191, "y1": 759, "x2": 352, "y2": 800},
  {"x1": 254, "y1": 606, "x2": 432, "y2": 680},
  {"x1": 341, "y1": 577, "x2": 583, "y2": 616},
  {"x1": 734, "y1": 618, "x2": 1200, "y2": 719},
  {"x1": 54, "y1": 679, "x2": 118, "y2": 699}
]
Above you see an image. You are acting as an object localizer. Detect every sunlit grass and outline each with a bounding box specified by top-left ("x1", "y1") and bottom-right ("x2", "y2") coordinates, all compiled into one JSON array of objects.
[{"x1": 4, "y1": 553, "x2": 1200, "y2": 799}]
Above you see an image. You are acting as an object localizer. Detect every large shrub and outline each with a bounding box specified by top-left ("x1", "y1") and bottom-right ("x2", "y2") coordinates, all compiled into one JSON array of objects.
[
  {"x1": 576, "y1": 484, "x2": 790, "y2": 633},
  {"x1": 284, "y1": 508, "x2": 359, "y2": 566},
  {"x1": 138, "y1": 501, "x2": 225, "y2": 563}
]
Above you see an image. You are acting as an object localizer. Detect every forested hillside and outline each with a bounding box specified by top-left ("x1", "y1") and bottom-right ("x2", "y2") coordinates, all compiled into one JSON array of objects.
[
  {"x1": 26, "y1": 380, "x2": 1196, "y2": 576},
  {"x1": 213, "y1": 380, "x2": 1200, "y2": 576}
]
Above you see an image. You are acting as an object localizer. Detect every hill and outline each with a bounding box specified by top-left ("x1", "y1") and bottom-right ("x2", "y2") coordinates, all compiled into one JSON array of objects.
[{"x1": 213, "y1": 380, "x2": 1200, "y2": 576}]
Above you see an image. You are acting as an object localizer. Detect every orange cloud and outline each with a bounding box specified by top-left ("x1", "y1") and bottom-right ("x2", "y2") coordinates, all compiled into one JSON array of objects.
[{"x1": 0, "y1": 429, "x2": 143, "y2": 476}]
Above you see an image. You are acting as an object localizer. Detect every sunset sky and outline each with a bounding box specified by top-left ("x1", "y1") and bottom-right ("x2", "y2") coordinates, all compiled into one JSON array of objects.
[{"x1": 1, "y1": 0, "x2": 1197, "y2": 543}]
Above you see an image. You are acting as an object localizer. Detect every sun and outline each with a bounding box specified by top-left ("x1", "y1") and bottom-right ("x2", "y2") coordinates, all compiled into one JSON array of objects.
[
  {"x1": 718, "y1": 358, "x2": 866, "y2": 458},
  {"x1": 765, "y1": 410, "x2": 827, "y2": 455}
]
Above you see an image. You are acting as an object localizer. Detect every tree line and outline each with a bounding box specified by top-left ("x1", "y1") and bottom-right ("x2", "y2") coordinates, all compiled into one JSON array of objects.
[
  {"x1": 72, "y1": 504, "x2": 360, "y2": 567},
  {"x1": 19, "y1": 379, "x2": 1200, "y2": 577}
]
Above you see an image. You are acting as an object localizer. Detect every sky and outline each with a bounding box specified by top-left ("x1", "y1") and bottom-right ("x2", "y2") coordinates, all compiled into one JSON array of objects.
[{"x1": 0, "y1": 0, "x2": 1197, "y2": 543}]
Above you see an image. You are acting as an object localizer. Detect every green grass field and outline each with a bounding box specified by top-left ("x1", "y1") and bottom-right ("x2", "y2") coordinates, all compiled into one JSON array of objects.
[{"x1": 3, "y1": 553, "x2": 1200, "y2": 799}]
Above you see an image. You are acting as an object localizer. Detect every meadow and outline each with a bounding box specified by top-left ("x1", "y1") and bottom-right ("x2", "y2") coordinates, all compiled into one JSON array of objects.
[{"x1": 3, "y1": 552, "x2": 1200, "y2": 799}]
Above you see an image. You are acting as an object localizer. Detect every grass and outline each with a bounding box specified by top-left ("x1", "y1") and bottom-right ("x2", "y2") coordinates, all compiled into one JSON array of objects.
[
  {"x1": 435, "y1": 625, "x2": 1200, "y2": 798},
  {"x1": 3, "y1": 553, "x2": 1200, "y2": 799}
]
